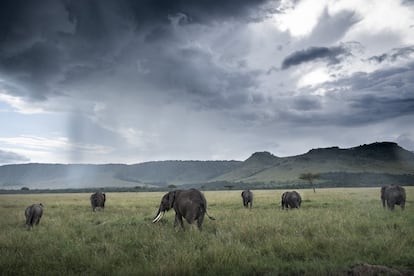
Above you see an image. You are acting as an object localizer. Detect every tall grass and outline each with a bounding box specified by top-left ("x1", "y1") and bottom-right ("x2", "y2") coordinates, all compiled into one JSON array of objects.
[{"x1": 1, "y1": 188, "x2": 413, "y2": 275}]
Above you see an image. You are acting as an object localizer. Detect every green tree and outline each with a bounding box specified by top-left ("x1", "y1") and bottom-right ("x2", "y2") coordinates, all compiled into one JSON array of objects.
[{"x1": 299, "y1": 173, "x2": 320, "y2": 192}]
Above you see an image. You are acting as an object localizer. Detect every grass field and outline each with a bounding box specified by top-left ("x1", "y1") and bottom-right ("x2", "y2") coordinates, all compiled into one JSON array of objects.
[{"x1": 1, "y1": 188, "x2": 413, "y2": 275}]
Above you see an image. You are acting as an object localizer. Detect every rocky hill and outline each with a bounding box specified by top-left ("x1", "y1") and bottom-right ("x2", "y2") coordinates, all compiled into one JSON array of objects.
[{"x1": 0, "y1": 142, "x2": 413, "y2": 190}]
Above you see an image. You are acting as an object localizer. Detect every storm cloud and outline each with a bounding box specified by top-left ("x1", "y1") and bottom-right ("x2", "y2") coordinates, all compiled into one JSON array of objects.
[
  {"x1": 368, "y1": 46, "x2": 414, "y2": 63},
  {"x1": 0, "y1": 0, "x2": 413, "y2": 164},
  {"x1": 281, "y1": 46, "x2": 349, "y2": 69}
]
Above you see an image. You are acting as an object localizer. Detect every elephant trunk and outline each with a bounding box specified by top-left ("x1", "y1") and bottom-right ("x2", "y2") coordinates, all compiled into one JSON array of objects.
[{"x1": 152, "y1": 210, "x2": 165, "y2": 223}]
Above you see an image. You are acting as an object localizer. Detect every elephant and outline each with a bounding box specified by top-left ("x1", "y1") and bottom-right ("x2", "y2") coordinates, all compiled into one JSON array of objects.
[
  {"x1": 90, "y1": 191, "x2": 106, "y2": 212},
  {"x1": 25, "y1": 203, "x2": 43, "y2": 228},
  {"x1": 152, "y1": 188, "x2": 215, "y2": 231},
  {"x1": 381, "y1": 184, "x2": 406, "y2": 210},
  {"x1": 241, "y1": 189, "x2": 253, "y2": 209},
  {"x1": 281, "y1": 191, "x2": 302, "y2": 210}
]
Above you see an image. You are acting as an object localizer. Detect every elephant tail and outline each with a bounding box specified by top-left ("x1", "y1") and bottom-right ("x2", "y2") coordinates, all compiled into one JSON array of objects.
[
  {"x1": 206, "y1": 211, "x2": 216, "y2": 220},
  {"x1": 200, "y1": 203, "x2": 216, "y2": 220}
]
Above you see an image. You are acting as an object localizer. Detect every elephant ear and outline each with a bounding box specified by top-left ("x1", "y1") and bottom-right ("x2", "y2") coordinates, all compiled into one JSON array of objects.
[{"x1": 168, "y1": 191, "x2": 176, "y2": 209}]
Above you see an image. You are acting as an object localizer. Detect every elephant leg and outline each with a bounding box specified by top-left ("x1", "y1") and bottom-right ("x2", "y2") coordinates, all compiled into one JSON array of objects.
[
  {"x1": 174, "y1": 214, "x2": 184, "y2": 229},
  {"x1": 197, "y1": 214, "x2": 205, "y2": 231}
]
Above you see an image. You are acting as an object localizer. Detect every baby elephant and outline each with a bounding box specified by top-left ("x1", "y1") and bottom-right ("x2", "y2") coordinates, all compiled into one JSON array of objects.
[
  {"x1": 241, "y1": 190, "x2": 253, "y2": 209},
  {"x1": 281, "y1": 191, "x2": 302, "y2": 210},
  {"x1": 90, "y1": 191, "x2": 106, "y2": 211},
  {"x1": 25, "y1": 203, "x2": 43, "y2": 228}
]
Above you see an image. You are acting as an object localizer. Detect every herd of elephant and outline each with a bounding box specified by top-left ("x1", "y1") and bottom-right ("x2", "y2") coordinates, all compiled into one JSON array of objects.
[{"x1": 25, "y1": 184, "x2": 406, "y2": 231}]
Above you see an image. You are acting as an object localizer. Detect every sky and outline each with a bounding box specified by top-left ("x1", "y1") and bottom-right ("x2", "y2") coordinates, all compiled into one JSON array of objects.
[{"x1": 0, "y1": 0, "x2": 414, "y2": 165}]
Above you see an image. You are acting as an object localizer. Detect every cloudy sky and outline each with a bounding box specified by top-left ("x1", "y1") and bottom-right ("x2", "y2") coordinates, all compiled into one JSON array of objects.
[{"x1": 0, "y1": 0, "x2": 413, "y2": 165}]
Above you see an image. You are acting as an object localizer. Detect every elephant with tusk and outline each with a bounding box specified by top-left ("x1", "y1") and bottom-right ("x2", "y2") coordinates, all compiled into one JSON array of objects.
[{"x1": 153, "y1": 188, "x2": 215, "y2": 231}]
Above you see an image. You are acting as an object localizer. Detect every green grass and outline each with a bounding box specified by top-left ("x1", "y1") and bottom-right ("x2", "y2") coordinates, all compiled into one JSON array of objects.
[{"x1": 1, "y1": 188, "x2": 413, "y2": 275}]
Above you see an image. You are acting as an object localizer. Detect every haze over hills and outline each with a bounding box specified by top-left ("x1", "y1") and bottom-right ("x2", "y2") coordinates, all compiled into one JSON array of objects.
[
  {"x1": 0, "y1": 161, "x2": 241, "y2": 190},
  {"x1": 0, "y1": 142, "x2": 413, "y2": 190}
]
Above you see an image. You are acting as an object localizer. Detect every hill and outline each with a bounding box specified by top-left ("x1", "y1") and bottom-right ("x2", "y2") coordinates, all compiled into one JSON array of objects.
[
  {"x1": 0, "y1": 142, "x2": 413, "y2": 190},
  {"x1": 0, "y1": 161, "x2": 241, "y2": 190},
  {"x1": 212, "y1": 142, "x2": 414, "y2": 188}
]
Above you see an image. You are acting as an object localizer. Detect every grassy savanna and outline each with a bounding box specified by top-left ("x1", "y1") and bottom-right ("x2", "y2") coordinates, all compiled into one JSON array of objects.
[{"x1": 1, "y1": 188, "x2": 413, "y2": 275}]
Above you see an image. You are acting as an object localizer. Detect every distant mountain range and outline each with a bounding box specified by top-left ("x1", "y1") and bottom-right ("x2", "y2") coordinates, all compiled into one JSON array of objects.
[{"x1": 0, "y1": 142, "x2": 413, "y2": 190}]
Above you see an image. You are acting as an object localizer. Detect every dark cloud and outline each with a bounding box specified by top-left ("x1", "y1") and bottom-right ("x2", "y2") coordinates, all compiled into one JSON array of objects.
[
  {"x1": 0, "y1": 0, "x2": 74, "y2": 52},
  {"x1": 265, "y1": 60, "x2": 414, "y2": 128},
  {"x1": 368, "y1": 46, "x2": 414, "y2": 63},
  {"x1": 122, "y1": 0, "x2": 272, "y2": 25},
  {"x1": 281, "y1": 46, "x2": 349, "y2": 69},
  {"x1": 292, "y1": 97, "x2": 322, "y2": 111},
  {"x1": 0, "y1": 0, "x2": 413, "y2": 163},
  {"x1": 163, "y1": 47, "x2": 260, "y2": 110},
  {"x1": 0, "y1": 149, "x2": 30, "y2": 164},
  {"x1": 319, "y1": 62, "x2": 414, "y2": 126},
  {"x1": 402, "y1": 0, "x2": 414, "y2": 6},
  {"x1": 347, "y1": 96, "x2": 414, "y2": 125},
  {"x1": 0, "y1": 0, "x2": 271, "y2": 102},
  {"x1": 338, "y1": 64, "x2": 414, "y2": 96},
  {"x1": 0, "y1": 0, "x2": 74, "y2": 100},
  {"x1": 0, "y1": 41, "x2": 65, "y2": 100}
]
